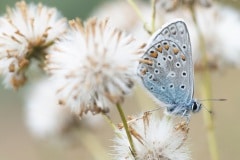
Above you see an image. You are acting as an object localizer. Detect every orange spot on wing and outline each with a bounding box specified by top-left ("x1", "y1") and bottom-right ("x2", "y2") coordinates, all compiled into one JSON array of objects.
[
  {"x1": 139, "y1": 59, "x2": 153, "y2": 65},
  {"x1": 173, "y1": 48, "x2": 179, "y2": 55},
  {"x1": 140, "y1": 68, "x2": 148, "y2": 75},
  {"x1": 156, "y1": 46, "x2": 163, "y2": 53},
  {"x1": 181, "y1": 54, "x2": 186, "y2": 61},
  {"x1": 164, "y1": 44, "x2": 170, "y2": 50},
  {"x1": 149, "y1": 50, "x2": 158, "y2": 58}
]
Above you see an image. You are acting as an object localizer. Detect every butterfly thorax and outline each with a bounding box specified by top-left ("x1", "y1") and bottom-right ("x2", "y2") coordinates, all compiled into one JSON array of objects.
[{"x1": 166, "y1": 99, "x2": 202, "y2": 117}]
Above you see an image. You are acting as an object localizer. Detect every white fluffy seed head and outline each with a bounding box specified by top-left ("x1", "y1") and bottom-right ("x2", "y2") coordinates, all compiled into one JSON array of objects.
[
  {"x1": 154, "y1": 2, "x2": 240, "y2": 68},
  {"x1": 156, "y1": 0, "x2": 212, "y2": 11},
  {"x1": 195, "y1": 3, "x2": 240, "y2": 67},
  {"x1": 24, "y1": 78, "x2": 76, "y2": 139},
  {"x1": 0, "y1": 1, "x2": 67, "y2": 89},
  {"x1": 112, "y1": 114, "x2": 191, "y2": 160},
  {"x1": 46, "y1": 18, "x2": 145, "y2": 117},
  {"x1": 91, "y1": 0, "x2": 152, "y2": 44}
]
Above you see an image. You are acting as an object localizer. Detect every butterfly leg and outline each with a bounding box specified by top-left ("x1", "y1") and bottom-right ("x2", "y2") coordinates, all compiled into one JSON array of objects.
[{"x1": 182, "y1": 110, "x2": 191, "y2": 124}]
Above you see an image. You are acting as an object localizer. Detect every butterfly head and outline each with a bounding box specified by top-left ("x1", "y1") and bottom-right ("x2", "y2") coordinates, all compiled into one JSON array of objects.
[{"x1": 191, "y1": 101, "x2": 202, "y2": 113}]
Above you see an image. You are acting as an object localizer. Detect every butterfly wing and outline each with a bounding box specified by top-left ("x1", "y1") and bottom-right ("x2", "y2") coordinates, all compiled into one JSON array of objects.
[{"x1": 137, "y1": 20, "x2": 194, "y2": 107}]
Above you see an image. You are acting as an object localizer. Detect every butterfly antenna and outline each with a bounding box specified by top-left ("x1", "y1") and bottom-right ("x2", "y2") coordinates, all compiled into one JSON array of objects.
[
  {"x1": 199, "y1": 98, "x2": 226, "y2": 115},
  {"x1": 202, "y1": 105, "x2": 213, "y2": 114},
  {"x1": 199, "y1": 98, "x2": 227, "y2": 102}
]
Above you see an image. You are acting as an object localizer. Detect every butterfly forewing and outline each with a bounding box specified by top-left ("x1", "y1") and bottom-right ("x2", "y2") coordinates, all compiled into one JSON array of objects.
[{"x1": 137, "y1": 20, "x2": 194, "y2": 107}]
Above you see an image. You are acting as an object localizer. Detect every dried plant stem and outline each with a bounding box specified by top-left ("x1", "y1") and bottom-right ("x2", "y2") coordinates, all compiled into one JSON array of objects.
[
  {"x1": 75, "y1": 129, "x2": 110, "y2": 160},
  {"x1": 116, "y1": 102, "x2": 136, "y2": 157},
  {"x1": 126, "y1": 0, "x2": 150, "y2": 33},
  {"x1": 127, "y1": 0, "x2": 145, "y2": 23},
  {"x1": 190, "y1": 5, "x2": 219, "y2": 160},
  {"x1": 151, "y1": 0, "x2": 156, "y2": 33}
]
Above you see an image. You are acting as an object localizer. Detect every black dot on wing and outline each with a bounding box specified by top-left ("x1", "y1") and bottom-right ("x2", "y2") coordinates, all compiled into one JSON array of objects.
[
  {"x1": 154, "y1": 69, "x2": 159, "y2": 74},
  {"x1": 163, "y1": 41, "x2": 168, "y2": 45},
  {"x1": 168, "y1": 55, "x2": 173, "y2": 61},
  {"x1": 164, "y1": 30, "x2": 169, "y2": 35},
  {"x1": 177, "y1": 23, "x2": 185, "y2": 34},
  {"x1": 157, "y1": 62, "x2": 161, "y2": 66},
  {"x1": 182, "y1": 44, "x2": 187, "y2": 50},
  {"x1": 176, "y1": 62, "x2": 181, "y2": 68},
  {"x1": 161, "y1": 86, "x2": 166, "y2": 90},
  {"x1": 150, "y1": 86, "x2": 154, "y2": 90},
  {"x1": 179, "y1": 26, "x2": 185, "y2": 34},
  {"x1": 148, "y1": 74, "x2": 153, "y2": 80},
  {"x1": 170, "y1": 26, "x2": 177, "y2": 35},
  {"x1": 182, "y1": 71, "x2": 187, "y2": 77},
  {"x1": 169, "y1": 84, "x2": 174, "y2": 88},
  {"x1": 170, "y1": 72, "x2": 176, "y2": 77},
  {"x1": 180, "y1": 85, "x2": 185, "y2": 90},
  {"x1": 163, "y1": 57, "x2": 166, "y2": 61}
]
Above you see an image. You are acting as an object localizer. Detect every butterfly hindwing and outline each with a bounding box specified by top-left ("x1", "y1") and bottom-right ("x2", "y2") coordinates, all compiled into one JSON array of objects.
[{"x1": 137, "y1": 20, "x2": 194, "y2": 108}]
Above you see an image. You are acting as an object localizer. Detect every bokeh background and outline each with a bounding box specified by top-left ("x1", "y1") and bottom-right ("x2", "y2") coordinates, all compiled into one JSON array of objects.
[{"x1": 0, "y1": 0, "x2": 240, "y2": 160}]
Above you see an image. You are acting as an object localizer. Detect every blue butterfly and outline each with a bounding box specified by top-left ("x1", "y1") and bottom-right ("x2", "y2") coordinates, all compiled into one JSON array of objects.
[{"x1": 137, "y1": 20, "x2": 201, "y2": 118}]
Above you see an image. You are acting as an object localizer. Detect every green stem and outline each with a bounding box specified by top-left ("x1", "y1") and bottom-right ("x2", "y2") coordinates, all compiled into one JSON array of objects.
[
  {"x1": 126, "y1": 0, "x2": 151, "y2": 34},
  {"x1": 101, "y1": 113, "x2": 123, "y2": 139},
  {"x1": 190, "y1": 5, "x2": 219, "y2": 160},
  {"x1": 116, "y1": 103, "x2": 136, "y2": 157},
  {"x1": 151, "y1": 0, "x2": 156, "y2": 33},
  {"x1": 74, "y1": 128, "x2": 110, "y2": 160},
  {"x1": 126, "y1": 0, "x2": 145, "y2": 23},
  {"x1": 102, "y1": 113, "x2": 118, "y2": 131}
]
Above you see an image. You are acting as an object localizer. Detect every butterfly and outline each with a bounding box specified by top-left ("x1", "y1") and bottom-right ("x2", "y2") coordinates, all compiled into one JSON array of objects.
[{"x1": 137, "y1": 20, "x2": 202, "y2": 118}]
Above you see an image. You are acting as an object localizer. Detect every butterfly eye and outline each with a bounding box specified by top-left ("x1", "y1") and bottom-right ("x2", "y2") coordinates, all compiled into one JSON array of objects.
[{"x1": 192, "y1": 102, "x2": 201, "y2": 113}]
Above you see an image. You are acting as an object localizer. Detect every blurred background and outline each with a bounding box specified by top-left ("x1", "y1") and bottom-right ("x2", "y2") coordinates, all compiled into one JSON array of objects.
[{"x1": 0, "y1": 0, "x2": 240, "y2": 160}]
